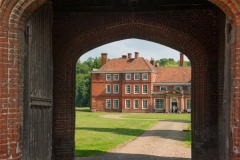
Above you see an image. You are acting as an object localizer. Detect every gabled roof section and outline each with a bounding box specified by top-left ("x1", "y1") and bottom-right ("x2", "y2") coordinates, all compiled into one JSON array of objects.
[
  {"x1": 97, "y1": 57, "x2": 155, "y2": 72},
  {"x1": 155, "y1": 67, "x2": 191, "y2": 83},
  {"x1": 123, "y1": 58, "x2": 155, "y2": 71}
]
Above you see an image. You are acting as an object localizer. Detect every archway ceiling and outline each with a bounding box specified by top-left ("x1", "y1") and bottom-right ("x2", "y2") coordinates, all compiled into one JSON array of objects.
[{"x1": 52, "y1": 0, "x2": 215, "y2": 11}]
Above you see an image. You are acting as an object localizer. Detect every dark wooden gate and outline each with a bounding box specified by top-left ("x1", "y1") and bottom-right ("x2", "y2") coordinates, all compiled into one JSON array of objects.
[{"x1": 23, "y1": 2, "x2": 53, "y2": 160}]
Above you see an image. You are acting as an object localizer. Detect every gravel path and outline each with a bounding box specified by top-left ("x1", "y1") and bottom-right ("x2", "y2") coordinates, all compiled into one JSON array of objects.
[{"x1": 76, "y1": 121, "x2": 191, "y2": 160}]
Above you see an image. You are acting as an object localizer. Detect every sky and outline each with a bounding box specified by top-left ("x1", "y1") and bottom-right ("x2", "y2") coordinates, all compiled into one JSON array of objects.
[{"x1": 79, "y1": 38, "x2": 189, "y2": 62}]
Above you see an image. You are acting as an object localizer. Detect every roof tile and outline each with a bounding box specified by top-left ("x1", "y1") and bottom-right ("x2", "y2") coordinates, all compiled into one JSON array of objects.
[
  {"x1": 98, "y1": 57, "x2": 155, "y2": 71},
  {"x1": 155, "y1": 67, "x2": 191, "y2": 83}
]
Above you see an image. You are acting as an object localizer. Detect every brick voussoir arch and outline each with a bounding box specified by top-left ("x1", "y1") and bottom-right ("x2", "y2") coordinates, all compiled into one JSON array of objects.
[
  {"x1": 209, "y1": 0, "x2": 239, "y2": 26},
  {"x1": 55, "y1": 14, "x2": 209, "y2": 66},
  {"x1": 52, "y1": 17, "x2": 209, "y2": 160}
]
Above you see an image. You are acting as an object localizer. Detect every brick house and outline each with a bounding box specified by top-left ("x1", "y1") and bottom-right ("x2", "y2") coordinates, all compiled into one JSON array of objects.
[{"x1": 91, "y1": 52, "x2": 191, "y2": 113}]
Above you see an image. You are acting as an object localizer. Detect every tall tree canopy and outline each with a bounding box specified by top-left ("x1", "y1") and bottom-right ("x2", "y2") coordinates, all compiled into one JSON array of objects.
[{"x1": 75, "y1": 57, "x2": 101, "y2": 107}]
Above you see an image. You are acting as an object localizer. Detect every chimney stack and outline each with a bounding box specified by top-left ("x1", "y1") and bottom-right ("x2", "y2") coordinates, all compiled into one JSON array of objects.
[
  {"x1": 128, "y1": 53, "x2": 132, "y2": 58},
  {"x1": 180, "y1": 53, "x2": 184, "y2": 67},
  {"x1": 135, "y1": 52, "x2": 139, "y2": 59},
  {"x1": 101, "y1": 53, "x2": 108, "y2": 67},
  {"x1": 122, "y1": 55, "x2": 127, "y2": 58},
  {"x1": 150, "y1": 57, "x2": 155, "y2": 66}
]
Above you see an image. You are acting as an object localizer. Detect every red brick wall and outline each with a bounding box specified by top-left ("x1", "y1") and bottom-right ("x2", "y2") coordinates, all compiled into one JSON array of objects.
[
  {"x1": 91, "y1": 71, "x2": 191, "y2": 113},
  {"x1": 91, "y1": 72, "x2": 153, "y2": 112},
  {"x1": 0, "y1": 1, "x2": 48, "y2": 159},
  {"x1": 1, "y1": 0, "x2": 240, "y2": 160}
]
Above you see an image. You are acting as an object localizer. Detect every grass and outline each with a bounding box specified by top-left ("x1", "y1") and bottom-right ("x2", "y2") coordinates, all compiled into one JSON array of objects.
[
  {"x1": 184, "y1": 123, "x2": 192, "y2": 147},
  {"x1": 75, "y1": 107, "x2": 191, "y2": 157},
  {"x1": 121, "y1": 113, "x2": 190, "y2": 121}
]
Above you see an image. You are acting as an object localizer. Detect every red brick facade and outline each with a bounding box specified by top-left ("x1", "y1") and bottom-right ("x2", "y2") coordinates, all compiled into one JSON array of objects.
[
  {"x1": 91, "y1": 53, "x2": 191, "y2": 113},
  {"x1": 0, "y1": 0, "x2": 240, "y2": 159}
]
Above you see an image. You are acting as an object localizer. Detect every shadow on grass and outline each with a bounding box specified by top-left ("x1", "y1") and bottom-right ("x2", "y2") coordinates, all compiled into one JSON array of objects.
[
  {"x1": 75, "y1": 127, "x2": 189, "y2": 141},
  {"x1": 159, "y1": 120, "x2": 190, "y2": 123},
  {"x1": 75, "y1": 107, "x2": 91, "y2": 112},
  {"x1": 75, "y1": 149, "x2": 105, "y2": 157},
  {"x1": 75, "y1": 127, "x2": 145, "y2": 136},
  {"x1": 75, "y1": 151, "x2": 191, "y2": 160}
]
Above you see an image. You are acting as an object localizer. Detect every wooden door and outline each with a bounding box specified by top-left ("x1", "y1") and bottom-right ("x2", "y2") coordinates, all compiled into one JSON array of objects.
[{"x1": 23, "y1": 2, "x2": 53, "y2": 160}]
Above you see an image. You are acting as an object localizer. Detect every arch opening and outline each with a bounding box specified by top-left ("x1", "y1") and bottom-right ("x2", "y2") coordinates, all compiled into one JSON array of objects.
[
  {"x1": 75, "y1": 40, "x2": 192, "y2": 158},
  {"x1": 52, "y1": 6, "x2": 226, "y2": 159}
]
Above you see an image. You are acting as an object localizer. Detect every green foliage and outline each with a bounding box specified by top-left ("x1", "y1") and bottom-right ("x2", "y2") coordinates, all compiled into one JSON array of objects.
[
  {"x1": 76, "y1": 62, "x2": 89, "y2": 74},
  {"x1": 184, "y1": 61, "x2": 191, "y2": 66},
  {"x1": 75, "y1": 57, "x2": 101, "y2": 107},
  {"x1": 91, "y1": 57, "x2": 101, "y2": 69},
  {"x1": 83, "y1": 57, "x2": 101, "y2": 69},
  {"x1": 156, "y1": 58, "x2": 191, "y2": 67}
]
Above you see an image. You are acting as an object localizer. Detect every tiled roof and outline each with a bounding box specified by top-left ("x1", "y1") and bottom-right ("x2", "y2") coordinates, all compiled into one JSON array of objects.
[
  {"x1": 155, "y1": 67, "x2": 191, "y2": 83},
  {"x1": 98, "y1": 57, "x2": 155, "y2": 71}
]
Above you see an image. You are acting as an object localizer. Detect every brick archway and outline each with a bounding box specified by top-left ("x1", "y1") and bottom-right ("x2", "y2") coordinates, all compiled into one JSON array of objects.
[
  {"x1": 52, "y1": 8, "x2": 220, "y2": 159},
  {"x1": 0, "y1": 0, "x2": 240, "y2": 160}
]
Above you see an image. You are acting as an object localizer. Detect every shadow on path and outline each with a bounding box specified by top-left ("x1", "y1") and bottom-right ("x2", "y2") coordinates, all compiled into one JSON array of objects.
[{"x1": 75, "y1": 150, "x2": 191, "y2": 160}]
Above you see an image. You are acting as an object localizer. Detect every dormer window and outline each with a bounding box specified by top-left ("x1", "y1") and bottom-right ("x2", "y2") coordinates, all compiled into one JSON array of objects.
[
  {"x1": 142, "y1": 73, "x2": 148, "y2": 80},
  {"x1": 113, "y1": 74, "x2": 119, "y2": 81},
  {"x1": 174, "y1": 86, "x2": 182, "y2": 90},
  {"x1": 125, "y1": 74, "x2": 131, "y2": 80},
  {"x1": 160, "y1": 86, "x2": 167, "y2": 91},
  {"x1": 134, "y1": 73, "x2": 140, "y2": 80},
  {"x1": 106, "y1": 74, "x2": 111, "y2": 81}
]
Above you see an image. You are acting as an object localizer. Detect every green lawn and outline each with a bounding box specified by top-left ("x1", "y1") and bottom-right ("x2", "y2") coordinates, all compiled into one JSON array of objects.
[
  {"x1": 184, "y1": 123, "x2": 192, "y2": 147},
  {"x1": 75, "y1": 107, "x2": 191, "y2": 157}
]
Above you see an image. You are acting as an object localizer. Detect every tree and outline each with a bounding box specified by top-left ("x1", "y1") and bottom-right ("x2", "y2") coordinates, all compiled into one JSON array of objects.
[
  {"x1": 91, "y1": 57, "x2": 101, "y2": 69},
  {"x1": 76, "y1": 61, "x2": 90, "y2": 74},
  {"x1": 75, "y1": 57, "x2": 101, "y2": 107},
  {"x1": 156, "y1": 58, "x2": 191, "y2": 67}
]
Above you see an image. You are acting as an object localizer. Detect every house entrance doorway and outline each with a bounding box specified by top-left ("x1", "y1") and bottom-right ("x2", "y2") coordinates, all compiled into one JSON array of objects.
[{"x1": 171, "y1": 99, "x2": 178, "y2": 113}]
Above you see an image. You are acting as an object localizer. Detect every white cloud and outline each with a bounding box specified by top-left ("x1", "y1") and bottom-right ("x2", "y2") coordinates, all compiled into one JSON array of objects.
[{"x1": 80, "y1": 38, "x2": 189, "y2": 62}]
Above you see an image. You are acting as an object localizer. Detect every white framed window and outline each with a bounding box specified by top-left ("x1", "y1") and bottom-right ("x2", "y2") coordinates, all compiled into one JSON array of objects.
[
  {"x1": 142, "y1": 85, "x2": 148, "y2": 94},
  {"x1": 142, "y1": 73, "x2": 148, "y2": 80},
  {"x1": 134, "y1": 99, "x2": 139, "y2": 109},
  {"x1": 125, "y1": 100, "x2": 131, "y2": 109},
  {"x1": 125, "y1": 85, "x2": 131, "y2": 94},
  {"x1": 106, "y1": 74, "x2": 111, "y2": 81},
  {"x1": 113, "y1": 74, "x2": 119, "y2": 81},
  {"x1": 155, "y1": 99, "x2": 165, "y2": 109},
  {"x1": 106, "y1": 84, "x2": 111, "y2": 94},
  {"x1": 125, "y1": 74, "x2": 131, "y2": 80},
  {"x1": 113, "y1": 99, "x2": 119, "y2": 109},
  {"x1": 174, "y1": 86, "x2": 182, "y2": 90},
  {"x1": 113, "y1": 84, "x2": 119, "y2": 94},
  {"x1": 106, "y1": 99, "x2": 111, "y2": 109},
  {"x1": 142, "y1": 100, "x2": 148, "y2": 109},
  {"x1": 134, "y1": 73, "x2": 140, "y2": 80},
  {"x1": 186, "y1": 99, "x2": 191, "y2": 110},
  {"x1": 160, "y1": 86, "x2": 167, "y2": 91},
  {"x1": 134, "y1": 85, "x2": 140, "y2": 94}
]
